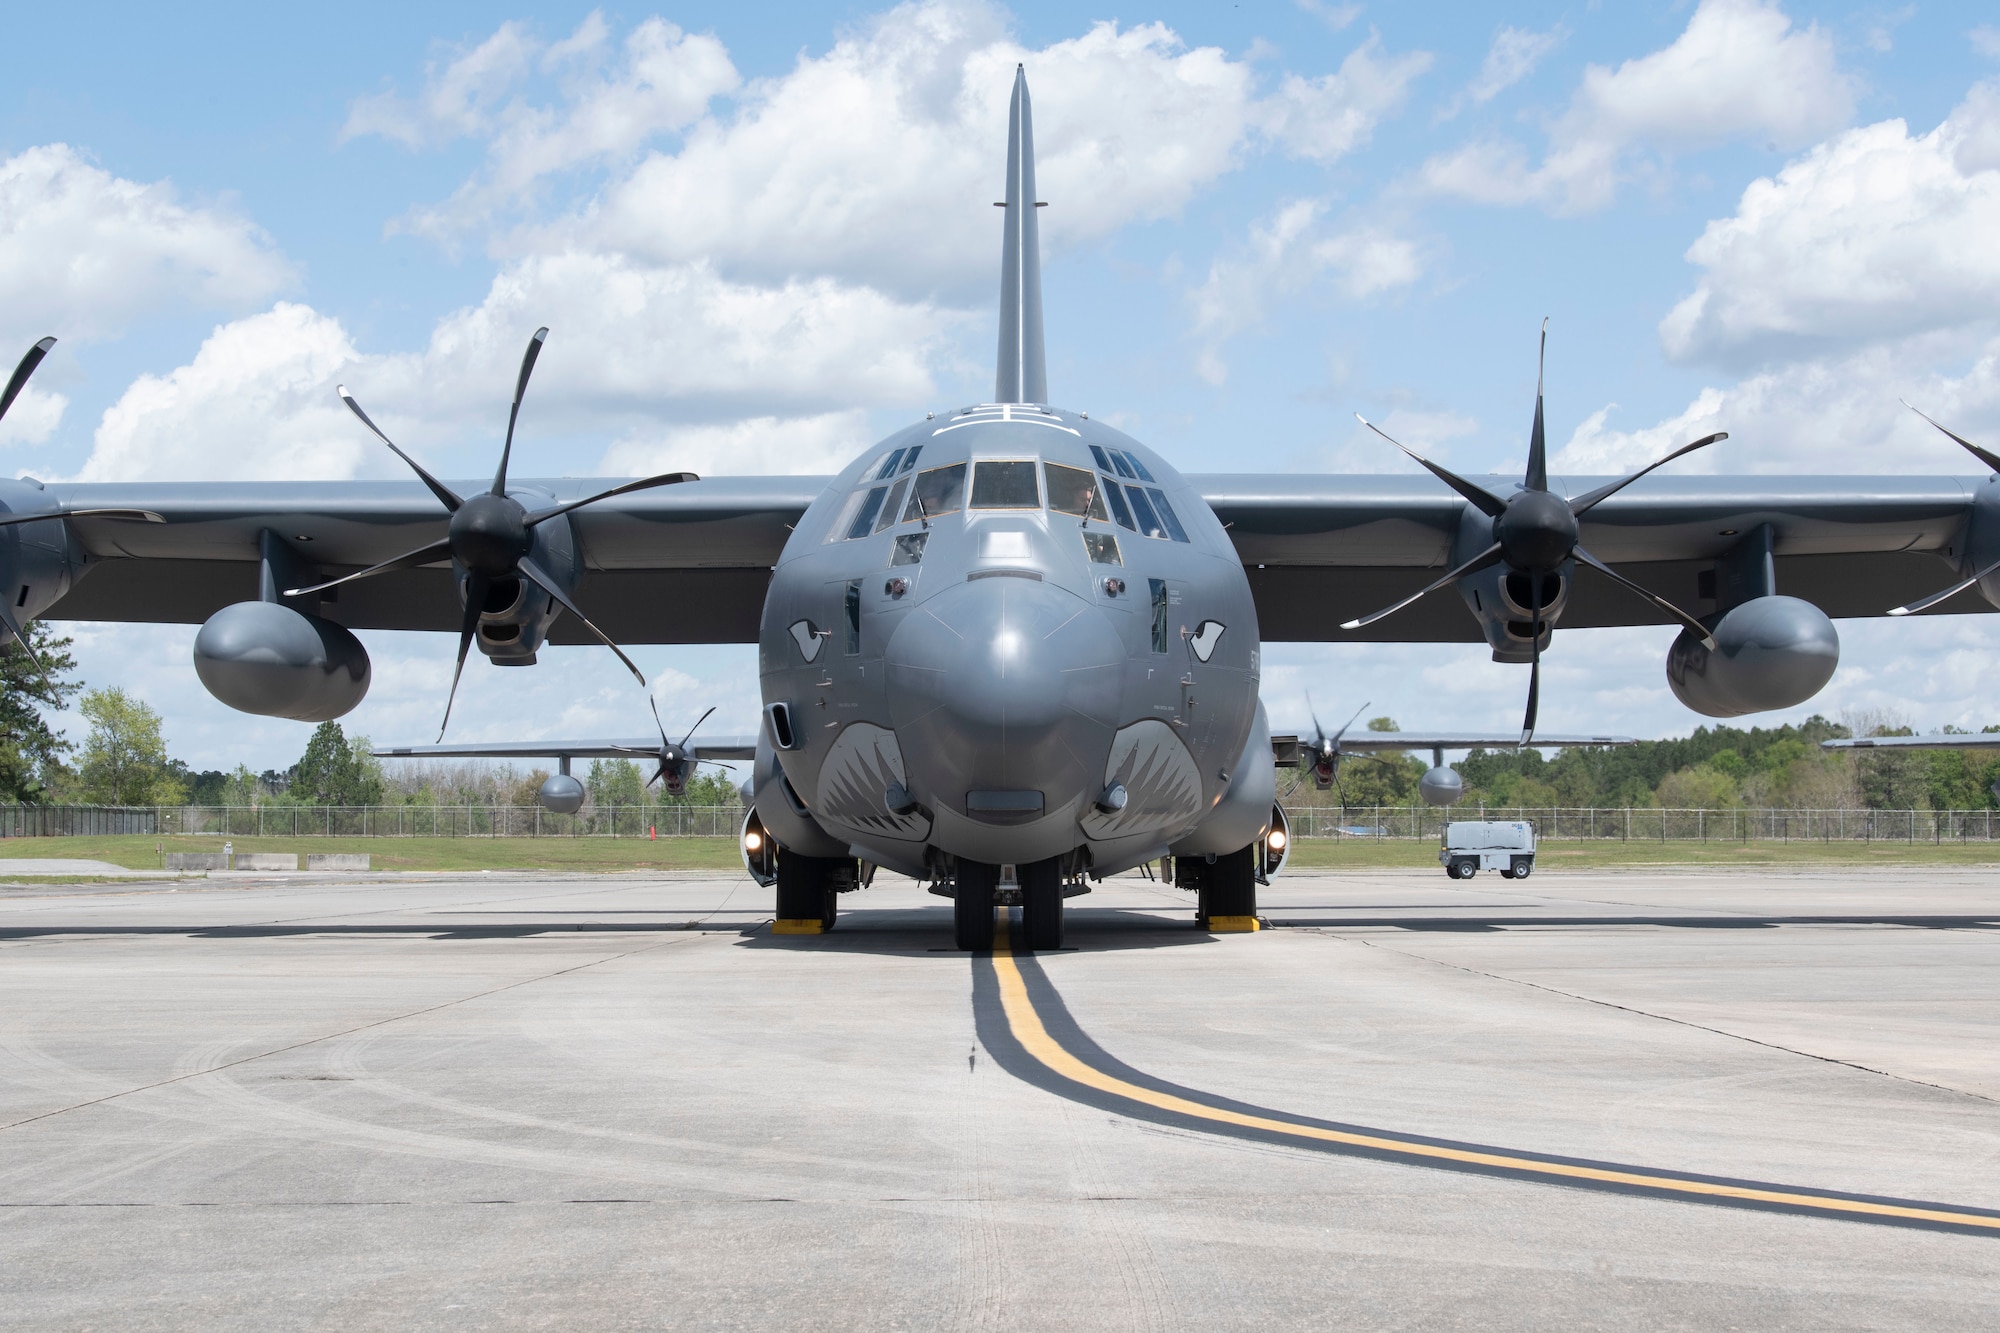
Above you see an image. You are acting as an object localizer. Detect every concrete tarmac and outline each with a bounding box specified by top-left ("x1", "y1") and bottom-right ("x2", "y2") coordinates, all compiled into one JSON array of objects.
[{"x1": 3, "y1": 865, "x2": 2000, "y2": 1329}]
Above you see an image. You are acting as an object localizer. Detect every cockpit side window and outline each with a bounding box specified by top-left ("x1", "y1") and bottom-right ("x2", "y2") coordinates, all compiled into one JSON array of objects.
[
  {"x1": 892, "y1": 532, "x2": 928, "y2": 566},
  {"x1": 1045, "y1": 463, "x2": 1105, "y2": 519},
  {"x1": 902, "y1": 463, "x2": 966, "y2": 522},
  {"x1": 874, "y1": 478, "x2": 910, "y2": 533},
  {"x1": 1101, "y1": 477, "x2": 1136, "y2": 530},
  {"x1": 845, "y1": 487, "x2": 889, "y2": 539},
  {"x1": 970, "y1": 460, "x2": 1041, "y2": 509},
  {"x1": 1083, "y1": 532, "x2": 1121, "y2": 565},
  {"x1": 1126, "y1": 485, "x2": 1168, "y2": 540},
  {"x1": 1148, "y1": 488, "x2": 1190, "y2": 542}
]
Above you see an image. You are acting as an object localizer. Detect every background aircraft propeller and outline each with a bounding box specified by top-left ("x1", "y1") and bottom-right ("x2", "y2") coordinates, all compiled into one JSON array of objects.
[
  {"x1": 613, "y1": 702, "x2": 731, "y2": 794},
  {"x1": 1344, "y1": 321, "x2": 1722, "y2": 742},
  {"x1": 1889, "y1": 402, "x2": 2000, "y2": 616},
  {"x1": 293, "y1": 328, "x2": 699, "y2": 739}
]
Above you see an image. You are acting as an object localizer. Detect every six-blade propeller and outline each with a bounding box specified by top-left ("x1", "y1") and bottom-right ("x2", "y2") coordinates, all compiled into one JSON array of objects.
[
  {"x1": 1343, "y1": 321, "x2": 1723, "y2": 743},
  {"x1": 614, "y1": 703, "x2": 727, "y2": 794},
  {"x1": 295, "y1": 328, "x2": 700, "y2": 739},
  {"x1": 1890, "y1": 402, "x2": 2000, "y2": 617}
]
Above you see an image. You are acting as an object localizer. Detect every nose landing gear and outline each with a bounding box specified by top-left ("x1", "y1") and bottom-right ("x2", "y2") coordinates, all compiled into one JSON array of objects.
[{"x1": 951, "y1": 856, "x2": 1067, "y2": 951}]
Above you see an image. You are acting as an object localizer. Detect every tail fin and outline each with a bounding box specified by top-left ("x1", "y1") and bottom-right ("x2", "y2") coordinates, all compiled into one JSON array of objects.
[{"x1": 994, "y1": 65, "x2": 1047, "y2": 405}]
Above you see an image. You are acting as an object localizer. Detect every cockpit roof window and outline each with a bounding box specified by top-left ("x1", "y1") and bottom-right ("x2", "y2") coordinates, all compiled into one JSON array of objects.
[
  {"x1": 1105, "y1": 449, "x2": 1137, "y2": 480},
  {"x1": 898, "y1": 446, "x2": 922, "y2": 474},
  {"x1": 1045, "y1": 462, "x2": 1105, "y2": 520},
  {"x1": 1123, "y1": 451, "x2": 1157, "y2": 483},
  {"x1": 971, "y1": 460, "x2": 1041, "y2": 509},
  {"x1": 902, "y1": 463, "x2": 966, "y2": 523},
  {"x1": 871, "y1": 448, "x2": 906, "y2": 481},
  {"x1": 1088, "y1": 444, "x2": 1113, "y2": 472}
]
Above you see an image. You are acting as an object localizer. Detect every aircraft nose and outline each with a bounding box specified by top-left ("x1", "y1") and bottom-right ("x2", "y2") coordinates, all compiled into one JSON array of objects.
[{"x1": 886, "y1": 574, "x2": 1123, "y2": 817}]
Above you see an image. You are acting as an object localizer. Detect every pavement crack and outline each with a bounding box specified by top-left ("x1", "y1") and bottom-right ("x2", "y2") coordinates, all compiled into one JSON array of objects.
[
  {"x1": 1309, "y1": 927, "x2": 2000, "y2": 1109},
  {"x1": 0, "y1": 933, "x2": 693, "y2": 1135}
]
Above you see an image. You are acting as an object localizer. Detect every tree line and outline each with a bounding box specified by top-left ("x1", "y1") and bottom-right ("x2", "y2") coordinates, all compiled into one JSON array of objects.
[
  {"x1": 1311, "y1": 714, "x2": 2000, "y2": 812},
  {"x1": 0, "y1": 625, "x2": 738, "y2": 809}
]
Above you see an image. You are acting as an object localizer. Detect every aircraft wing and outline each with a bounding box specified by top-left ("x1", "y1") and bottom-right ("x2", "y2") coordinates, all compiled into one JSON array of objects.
[
  {"x1": 38, "y1": 476, "x2": 825, "y2": 644},
  {"x1": 1821, "y1": 736, "x2": 2000, "y2": 750},
  {"x1": 374, "y1": 736, "x2": 761, "y2": 762},
  {"x1": 1269, "y1": 733, "x2": 1635, "y2": 764},
  {"x1": 1195, "y1": 473, "x2": 1989, "y2": 642}
]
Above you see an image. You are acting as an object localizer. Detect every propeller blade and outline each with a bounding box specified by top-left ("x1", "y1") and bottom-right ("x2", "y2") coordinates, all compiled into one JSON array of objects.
[
  {"x1": 438, "y1": 574, "x2": 486, "y2": 742},
  {"x1": 1572, "y1": 547, "x2": 1717, "y2": 649},
  {"x1": 1521, "y1": 615, "x2": 1541, "y2": 746},
  {"x1": 523, "y1": 470, "x2": 701, "y2": 528},
  {"x1": 0, "y1": 507, "x2": 164, "y2": 529},
  {"x1": 1569, "y1": 432, "x2": 1728, "y2": 516},
  {"x1": 493, "y1": 327, "x2": 549, "y2": 497},
  {"x1": 285, "y1": 539, "x2": 453, "y2": 598},
  {"x1": 679, "y1": 704, "x2": 716, "y2": 749},
  {"x1": 517, "y1": 554, "x2": 647, "y2": 688},
  {"x1": 1356, "y1": 415, "x2": 1508, "y2": 517},
  {"x1": 1341, "y1": 542, "x2": 1503, "y2": 632},
  {"x1": 1889, "y1": 550, "x2": 2000, "y2": 616},
  {"x1": 1901, "y1": 400, "x2": 2000, "y2": 474},
  {"x1": 0, "y1": 601, "x2": 56, "y2": 702},
  {"x1": 339, "y1": 387, "x2": 464, "y2": 513},
  {"x1": 1329, "y1": 699, "x2": 1369, "y2": 746},
  {"x1": 649, "y1": 692, "x2": 670, "y2": 746},
  {"x1": 1526, "y1": 318, "x2": 1548, "y2": 493},
  {"x1": 0, "y1": 337, "x2": 56, "y2": 427}
]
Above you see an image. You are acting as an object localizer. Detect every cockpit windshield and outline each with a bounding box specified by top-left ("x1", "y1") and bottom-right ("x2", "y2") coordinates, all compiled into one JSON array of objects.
[{"x1": 970, "y1": 461, "x2": 1040, "y2": 509}]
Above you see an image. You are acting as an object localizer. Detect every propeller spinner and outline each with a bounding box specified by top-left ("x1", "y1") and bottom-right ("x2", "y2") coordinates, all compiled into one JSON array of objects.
[
  {"x1": 294, "y1": 328, "x2": 699, "y2": 739},
  {"x1": 1344, "y1": 321, "x2": 1722, "y2": 742}
]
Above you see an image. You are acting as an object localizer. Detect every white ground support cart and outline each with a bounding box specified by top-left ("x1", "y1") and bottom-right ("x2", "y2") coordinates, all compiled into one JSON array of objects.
[{"x1": 1440, "y1": 821, "x2": 1535, "y2": 879}]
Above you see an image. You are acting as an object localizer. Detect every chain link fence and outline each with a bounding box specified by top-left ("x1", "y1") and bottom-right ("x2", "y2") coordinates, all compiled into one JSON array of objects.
[{"x1": 3, "y1": 803, "x2": 2000, "y2": 843}]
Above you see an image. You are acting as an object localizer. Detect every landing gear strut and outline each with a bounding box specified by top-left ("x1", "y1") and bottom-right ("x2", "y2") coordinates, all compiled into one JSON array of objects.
[
  {"x1": 1180, "y1": 846, "x2": 1259, "y2": 932},
  {"x1": 954, "y1": 860, "x2": 998, "y2": 951},
  {"x1": 1020, "y1": 856, "x2": 1064, "y2": 952},
  {"x1": 774, "y1": 851, "x2": 846, "y2": 934}
]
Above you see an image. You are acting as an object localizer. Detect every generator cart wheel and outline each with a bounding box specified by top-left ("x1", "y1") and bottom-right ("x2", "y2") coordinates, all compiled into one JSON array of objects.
[
  {"x1": 1509, "y1": 856, "x2": 1533, "y2": 879},
  {"x1": 1449, "y1": 858, "x2": 1477, "y2": 880}
]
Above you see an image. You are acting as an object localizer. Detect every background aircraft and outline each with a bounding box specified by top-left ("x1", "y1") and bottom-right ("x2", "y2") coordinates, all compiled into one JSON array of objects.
[{"x1": 1, "y1": 68, "x2": 1996, "y2": 949}]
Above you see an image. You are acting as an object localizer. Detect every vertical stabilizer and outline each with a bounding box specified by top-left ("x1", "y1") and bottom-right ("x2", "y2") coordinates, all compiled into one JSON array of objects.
[{"x1": 994, "y1": 65, "x2": 1047, "y2": 405}]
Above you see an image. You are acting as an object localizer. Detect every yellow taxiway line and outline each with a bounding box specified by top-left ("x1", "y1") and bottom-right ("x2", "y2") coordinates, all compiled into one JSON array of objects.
[{"x1": 986, "y1": 923, "x2": 2000, "y2": 1236}]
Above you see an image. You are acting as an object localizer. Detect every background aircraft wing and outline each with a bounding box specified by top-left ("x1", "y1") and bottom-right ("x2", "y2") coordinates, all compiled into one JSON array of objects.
[
  {"x1": 1269, "y1": 732, "x2": 1634, "y2": 763},
  {"x1": 375, "y1": 735, "x2": 761, "y2": 762},
  {"x1": 36, "y1": 476, "x2": 825, "y2": 644},
  {"x1": 1196, "y1": 474, "x2": 1988, "y2": 642},
  {"x1": 1821, "y1": 736, "x2": 2000, "y2": 750}
]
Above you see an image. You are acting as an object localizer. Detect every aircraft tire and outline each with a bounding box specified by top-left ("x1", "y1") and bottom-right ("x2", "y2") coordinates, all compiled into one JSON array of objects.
[
  {"x1": 1020, "y1": 857, "x2": 1064, "y2": 951},
  {"x1": 775, "y1": 851, "x2": 837, "y2": 931},
  {"x1": 954, "y1": 861, "x2": 999, "y2": 951},
  {"x1": 1196, "y1": 846, "x2": 1257, "y2": 928}
]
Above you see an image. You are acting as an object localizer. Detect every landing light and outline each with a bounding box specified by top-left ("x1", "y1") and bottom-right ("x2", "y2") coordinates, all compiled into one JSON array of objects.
[
  {"x1": 744, "y1": 830, "x2": 763, "y2": 851},
  {"x1": 1268, "y1": 828, "x2": 1288, "y2": 851}
]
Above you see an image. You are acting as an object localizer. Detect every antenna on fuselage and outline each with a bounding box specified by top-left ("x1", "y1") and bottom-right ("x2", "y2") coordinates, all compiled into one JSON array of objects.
[{"x1": 994, "y1": 65, "x2": 1047, "y2": 406}]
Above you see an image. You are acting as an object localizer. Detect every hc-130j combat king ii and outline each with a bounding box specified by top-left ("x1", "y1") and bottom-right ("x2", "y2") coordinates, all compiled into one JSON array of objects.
[{"x1": 7, "y1": 68, "x2": 1996, "y2": 949}]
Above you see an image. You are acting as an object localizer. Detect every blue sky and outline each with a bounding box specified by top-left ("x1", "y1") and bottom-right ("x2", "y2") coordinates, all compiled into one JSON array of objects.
[{"x1": 3, "y1": 1, "x2": 1998, "y2": 769}]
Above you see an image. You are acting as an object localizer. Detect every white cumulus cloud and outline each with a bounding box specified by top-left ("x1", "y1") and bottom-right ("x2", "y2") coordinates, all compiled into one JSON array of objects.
[
  {"x1": 0, "y1": 144, "x2": 292, "y2": 346},
  {"x1": 1661, "y1": 84, "x2": 2000, "y2": 367},
  {"x1": 1422, "y1": 0, "x2": 1852, "y2": 214}
]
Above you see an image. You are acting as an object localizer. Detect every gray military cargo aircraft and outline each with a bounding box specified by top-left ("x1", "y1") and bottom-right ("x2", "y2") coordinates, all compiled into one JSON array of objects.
[{"x1": 3, "y1": 68, "x2": 1997, "y2": 949}]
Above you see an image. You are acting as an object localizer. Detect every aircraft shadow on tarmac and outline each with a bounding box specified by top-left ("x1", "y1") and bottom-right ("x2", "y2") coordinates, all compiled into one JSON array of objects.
[
  {"x1": 1265, "y1": 913, "x2": 2000, "y2": 932},
  {"x1": 734, "y1": 906, "x2": 1213, "y2": 956}
]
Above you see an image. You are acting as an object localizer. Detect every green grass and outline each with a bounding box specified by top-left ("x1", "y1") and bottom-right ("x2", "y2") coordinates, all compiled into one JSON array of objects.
[
  {"x1": 2, "y1": 832, "x2": 1998, "y2": 876},
  {"x1": 0, "y1": 835, "x2": 747, "y2": 873}
]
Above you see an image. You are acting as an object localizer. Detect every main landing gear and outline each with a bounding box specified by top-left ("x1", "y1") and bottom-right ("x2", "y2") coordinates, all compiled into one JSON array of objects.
[
  {"x1": 1177, "y1": 846, "x2": 1259, "y2": 932},
  {"x1": 773, "y1": 851, "x2": 853, "y2": 934}
]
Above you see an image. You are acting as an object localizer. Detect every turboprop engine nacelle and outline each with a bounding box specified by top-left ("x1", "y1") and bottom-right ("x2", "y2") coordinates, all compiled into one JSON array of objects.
[
  {"x1": 1666, "y1": 594, "x2": 1838, "y2": 719},
  {"x1": 1419, "y1": 765, "x2": 1465, "y2": 806},
  {"x1": 193, "y1": 601, "x2": 371, "y2": 721}
]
